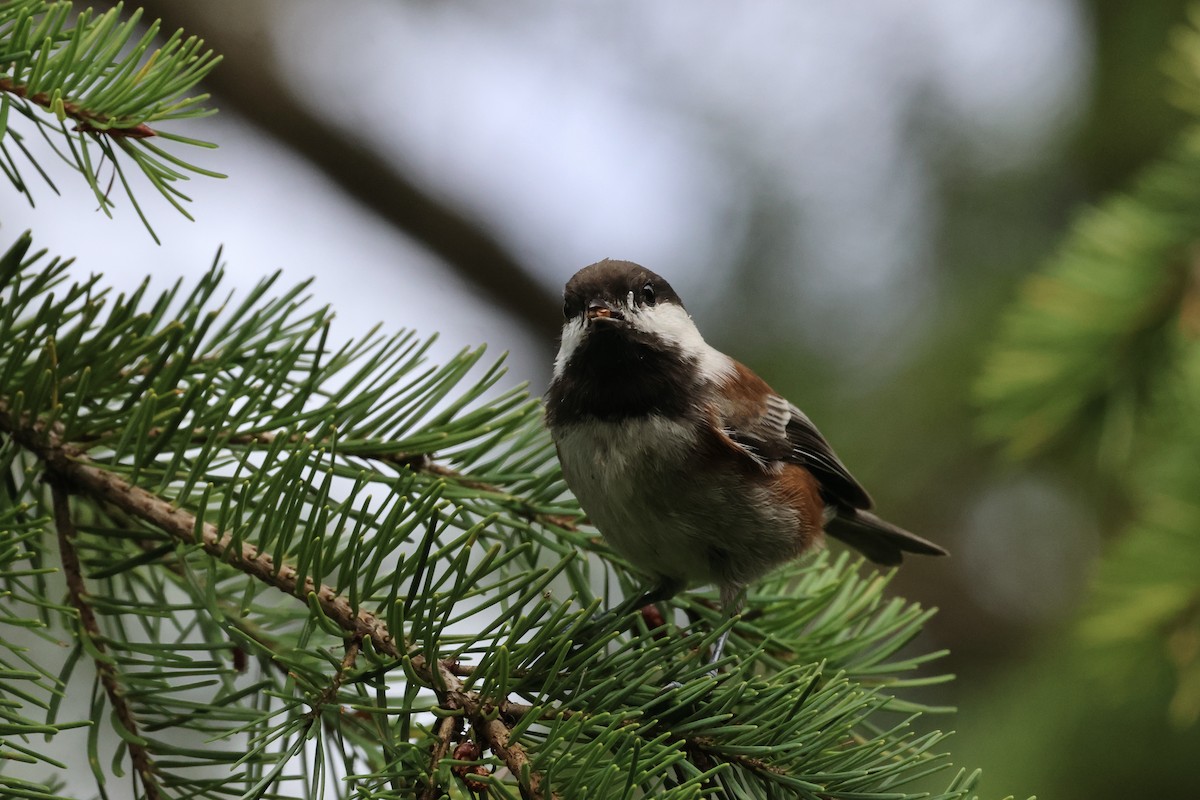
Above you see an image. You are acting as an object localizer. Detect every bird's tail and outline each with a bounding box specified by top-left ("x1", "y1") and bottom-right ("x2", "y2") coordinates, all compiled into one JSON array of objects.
[{"x1": 824, "y1": 509, "x2": 947, "y2": 566}]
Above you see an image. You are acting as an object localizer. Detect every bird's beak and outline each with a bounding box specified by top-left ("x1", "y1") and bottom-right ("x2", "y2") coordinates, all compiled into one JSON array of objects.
[{"x1": 586, "y1": 299, "x2": 624, "y2": 322}]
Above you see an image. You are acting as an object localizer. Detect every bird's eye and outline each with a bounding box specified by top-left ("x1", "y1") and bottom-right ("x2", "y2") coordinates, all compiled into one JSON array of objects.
[{"x1": 641, "y1": 283, "x2": 656, "y2": 305}]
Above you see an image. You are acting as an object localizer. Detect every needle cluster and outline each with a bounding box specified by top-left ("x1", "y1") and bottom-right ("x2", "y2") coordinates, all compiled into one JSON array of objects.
[{"x1": 0, "y1": 0, "x2": 222, "y2": 239}]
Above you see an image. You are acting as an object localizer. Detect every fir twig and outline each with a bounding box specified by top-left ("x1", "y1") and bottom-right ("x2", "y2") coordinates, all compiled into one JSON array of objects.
[
  {"x1": 0, "y1": 76, "x2": 155, "y2": 138},
  {"x1": 50, "y1": 479, "x2": 162, "y2": 800},
  {"x1": 304, "y1": 636, "x2": 362, "y2": 725},
  {"x1": 133, "y1": 424, "x2": 581, "y2": 531},
  {"x1": 423, "y1": 714, "x2": 461, "y2": 800},
  {"x1": 0, "y1": 1, "x2": 222, "y2": 238},
  {"x1": 1, "y1": 397, "x2": 558, "y2": 800}
]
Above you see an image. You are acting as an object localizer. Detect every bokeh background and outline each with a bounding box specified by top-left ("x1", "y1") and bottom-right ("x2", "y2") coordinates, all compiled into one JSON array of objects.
[{"x1": 4, "y1": 1, "x2": 1199, "y2": 796}]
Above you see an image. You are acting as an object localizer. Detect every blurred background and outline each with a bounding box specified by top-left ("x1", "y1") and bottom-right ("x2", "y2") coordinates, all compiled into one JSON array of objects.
[{"x1": 4, "y1": 1, "x2": 1199, "y2": 796}]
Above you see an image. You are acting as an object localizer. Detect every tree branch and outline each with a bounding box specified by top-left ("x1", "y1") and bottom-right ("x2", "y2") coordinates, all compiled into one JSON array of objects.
[
  {"x1": 119, "y1": 0, "x2": 562, "y2": 343},
  {"x1": 1, "y1": 402, "x2": 560, "y2": 800},
  {"x1": 422, "y1": 714, "x2": 461, "y2": 800},
  {"x1": 137, "y1": 425, "x2": 581, "y2": 531},
  {"x1": 474, "y1": 712, "x2": 548, "y2": 799},
  {"x1": 0, "y1": 77, "x2": 157, "y2": 138},
  {"x1": 49, "y1": 480, "x2": 162, "y2": 800},
  {"x1": 305, "y1": 637, "x2": 361, "y2": 725}
]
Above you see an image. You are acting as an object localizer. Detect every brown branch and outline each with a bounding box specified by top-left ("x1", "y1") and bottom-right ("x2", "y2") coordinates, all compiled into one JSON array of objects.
[
  {"x1": 422, "y1": 714, "x2": 462, "y2": 800},
  {"x1": 474, "y1": 712, "x2": 548, "y2": 798},
  {"x1": 135, "y1": 425, "x2": 581, "y2": 532},
  {"x1": 305, "y1": 637, "x2": 361, "y2": 724},
  {"x1": 50, "y1": 481, "x2": 162, "y2": 800},
  {"x1": 688, "y1": 735, "x2": 790, "y2": 779},
  {"x1": 117, "y1": 0, "x2": 561, "y2": 343},
  {"x1": 2, "y1": 403, "x2": 559, "y2": 800},
  {"x1": 0, "y1": 77, "x2": 157, "y2": 139}
]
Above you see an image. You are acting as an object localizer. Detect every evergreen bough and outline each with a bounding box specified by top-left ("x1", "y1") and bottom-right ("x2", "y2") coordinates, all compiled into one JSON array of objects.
[
  {"x1": 0, "y1": 0, "x2": 221, "y2": 239},
  {"x1": 978, "y1": 6, "x2": 1200, "y2": 730},
  {"x1": 0, "y1": 2, "x2": 993, "y2": 798}
]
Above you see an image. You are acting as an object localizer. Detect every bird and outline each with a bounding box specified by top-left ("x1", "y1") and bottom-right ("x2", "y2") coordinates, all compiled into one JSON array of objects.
[{"x1": 544, "y1": 258, "x2": 947, "y2": 670}]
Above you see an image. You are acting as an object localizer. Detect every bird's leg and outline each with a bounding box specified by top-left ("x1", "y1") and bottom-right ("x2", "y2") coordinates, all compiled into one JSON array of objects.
[
  {"x1": 630, "y1": 577, "x2": 685, "y2": 612},
  {"x1": 706, "y1": 584, "x2": 747, "y2": 674},
  {"x1": 594, "y1": 576, "x2": 684, "y2": 631},
  {"x1": 579, "y1": 579, "x2": 681, "y2": 656}
]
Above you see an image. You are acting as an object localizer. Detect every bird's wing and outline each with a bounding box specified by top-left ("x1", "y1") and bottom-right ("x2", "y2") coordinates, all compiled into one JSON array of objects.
[{"x1": 712, "y1": 364, "x2": 873, "y2": 510}]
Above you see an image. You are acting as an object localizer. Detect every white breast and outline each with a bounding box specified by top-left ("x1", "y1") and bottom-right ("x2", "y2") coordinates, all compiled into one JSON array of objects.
[{"x1": 553, "y1": 413, "x2": 785, "y2": 588}]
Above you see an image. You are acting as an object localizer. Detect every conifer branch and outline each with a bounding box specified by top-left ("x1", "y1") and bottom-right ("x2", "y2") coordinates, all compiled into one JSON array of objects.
[
  {"x1": 21, "y1": 407, "x2": 384, "y2": 677},
  {"x1": 978, "y1": 8, "x2": 1200, "y2": 725},
  {"x1": 305, "y1": 637, "x2": 361, "y2": 725},
  {"x1": 136, "y1": 424, "x2": 581, "y2": 531},
  {"x1": 49, "y1": 480, "x2": 162, "y2": 800},
  {"x1": 423, "y1": 715, "x2": 461, "y2": 800},
  {"x1": 0, "y1": 76, "x2": 156, "y2": 139},
  {"x1": 0, "y1": 398, "x2": 557, "y2": 799},
  {"x1": 0, "y1": 1, "x2": 223, "y2": 238},
  {"x1": 476, "y1": 712, "x2": 552, "y2": 800}
]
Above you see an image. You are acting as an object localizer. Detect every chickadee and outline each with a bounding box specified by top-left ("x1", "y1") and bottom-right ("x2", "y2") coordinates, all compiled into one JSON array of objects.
[{"x1": 546, "y1": 259, "x2": 946, "y2": 668}]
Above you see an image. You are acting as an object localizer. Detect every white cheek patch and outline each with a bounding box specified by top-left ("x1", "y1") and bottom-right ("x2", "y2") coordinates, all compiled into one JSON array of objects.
[
  {"x1": 631, "y1": 303, "x2": 734, "y2": 383},
  {"x1": 553, "y1": 301, "x2": 734, "y2": 384},
  {"x1": 553, "y1": 317, "x2": 587, "y2": 379}
]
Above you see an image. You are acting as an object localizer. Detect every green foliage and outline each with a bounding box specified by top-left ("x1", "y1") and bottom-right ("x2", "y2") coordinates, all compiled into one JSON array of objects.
[
  {"x1": 977, "y1": 7, "x2": 1200, "y2": 728},
  {"x1": 0, "y1": 0, "x2": 222, "y2": 239},
  {"x1": 0, "y1": 4, "x2": 1000, "y2": 798},
  {"x1": 1078, "y1": 345, "x2": 1200, "y2": 727},
  {"x1": 0, "y1": 233, "x2": 985, "y2": 798},
  {"x1": 0, "y1": 505, "x2": 91, "y2": 800}
]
